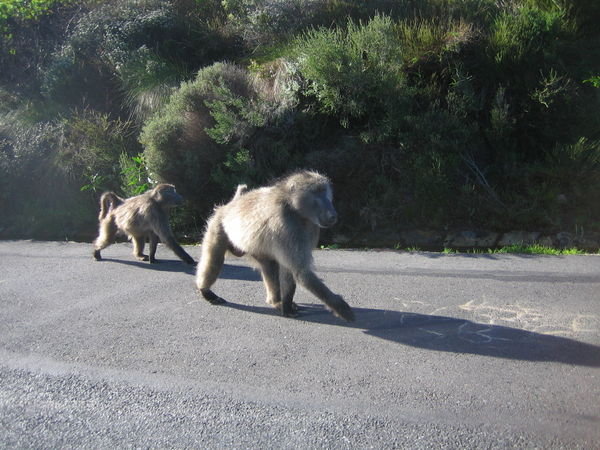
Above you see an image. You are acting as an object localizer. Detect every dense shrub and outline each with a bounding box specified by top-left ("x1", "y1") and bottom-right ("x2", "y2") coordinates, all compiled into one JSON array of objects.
[
  {"x1": 289, "y1": 16, "x2": 481, "y2": 229},
  {"x1": 293, "y1": 15, "x2": 407, "y2": 135},
  {"x1": 140, "y1": 60, "x2": 301, "y2": 222},
  {"x1": 57, "y1": 109, "x2": 140, "y2": 193},
  {"x1": 0, "y1": 115, "x2": 96, "y2": 238},
  {"x1": 141, "y1": 62, "x2": 250, "y2": 215},
  {"x1": 526, "y1": 138, "x2": 600, "y2": 230},
  {"x1": 119, "y1": 153, "x2": 151, "y2": 197},
  {"x1": 0, "y1": 1, "x2": 86, "y2": 98},
  {"x1": 287, "y1": 8, "x2": 600, "y2": 232},
  {"x1": 118, "y1": 46, "x2": 187, "y2": 123},
  {"x1": 0, "y1": 118, "x2": 58, "y2": 205},
  {"x1": 42, "y1": 0, "x2": 237, "y2": 116},
  {"x1": 0, "y1": 108, "x2": 145, "y2": 238},
  {"x1": 1, "y1": 0, "x2": 599, "y2": 242},
  {"x1": 223, "y1": 0, "x2": 336, "y2": 48}
]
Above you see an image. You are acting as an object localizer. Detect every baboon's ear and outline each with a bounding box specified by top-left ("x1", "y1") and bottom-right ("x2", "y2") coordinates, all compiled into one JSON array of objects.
[
  {"x1": 154, "y1": 187, "x2": 167, "y2": 204},
  {"x1": 285, "y1": 178, "x2": 298, "y2": 192}
]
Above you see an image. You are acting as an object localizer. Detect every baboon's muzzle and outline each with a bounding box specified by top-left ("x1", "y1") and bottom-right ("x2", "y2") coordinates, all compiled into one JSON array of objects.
[{"x1": 320, "y1": 210, "x2": 338, "y2": 228}]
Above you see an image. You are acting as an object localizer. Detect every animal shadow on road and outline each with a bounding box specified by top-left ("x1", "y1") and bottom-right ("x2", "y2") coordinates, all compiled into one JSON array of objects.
[
  {"x1": 223, "y1": 302, "x2": 600, "y2": 367},
  {"x1": 99, "y1": 259, "x2": 260, "y2": 280},
  {"x1": 184, "y1": 262, "x2": 600, "y2": 367},
  {"x1": 100, "y1": 258, "x2": 197, "y2": 274}
]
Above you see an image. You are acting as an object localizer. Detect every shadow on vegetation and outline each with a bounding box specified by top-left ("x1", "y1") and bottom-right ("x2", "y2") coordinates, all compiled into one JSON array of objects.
[{"x1": 221, "y1": 302, "x2": 600, "y2": 367}]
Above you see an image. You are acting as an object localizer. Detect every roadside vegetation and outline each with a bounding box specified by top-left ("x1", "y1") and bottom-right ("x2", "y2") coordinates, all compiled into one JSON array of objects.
[
  {"x1": 1, "y1": 0, "x2": 599, "y2": 247},
  {"x1": 415, "y1": 245, "x2": 587, "y2": 254},
  {"x1": 471, "y1": 244, "x2": 586, "y2": 255}
]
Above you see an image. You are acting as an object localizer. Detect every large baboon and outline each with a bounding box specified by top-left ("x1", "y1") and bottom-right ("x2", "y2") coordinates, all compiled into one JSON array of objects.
[
  {"x1": 195, "y1": 170, "x2": 354, "y2": 321},
  {"x1": 93, "y1": 184, "x2": 196, "y2": 265}
]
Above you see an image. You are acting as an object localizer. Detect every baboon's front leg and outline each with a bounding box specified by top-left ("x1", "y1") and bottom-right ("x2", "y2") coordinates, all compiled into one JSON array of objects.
[
  {"x1": 157, "y1": 227, "x2": 196, "y2": 265},
  {"x1": 132, "y1": 235, "x2": 149, "y2": 261},
  {"x1": 279, "y1": 267, "x2": 299, "y2": 316},
  {"x1": 295, "y1": 269, "x2": 354, "y2": 321}
]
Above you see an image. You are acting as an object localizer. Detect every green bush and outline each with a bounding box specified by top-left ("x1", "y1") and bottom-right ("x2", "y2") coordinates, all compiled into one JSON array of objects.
[
  {"x1": 0, "y1": 114, "x2": 95, "y2": 238},
  {"x1": 488, "y1": 6, "x2": 565, "y2": 67},
  {"x1": 119, "y1": 153, "x2": 151, "y2": 197},
  {"x1": 222, "y1": 0, "x2": 342, "y2": 48},
  {"x1": 118, "y1": 46, "x2": 187, "y2": 123},
  {"x1": 2, "y1": 0, "x2": 600, "y2": 241},
  {"x1": 537, "y1": 138, "x2": 600, "y2": 229},
  {"x1": 0, "y1": 1, "x2": 85, "y2": 99},
  {"x1": 141, "y1": 60, "x2": 303, "y2": 221},
  {"x1": 42, "y1": 0, "x2": 235, "y2": 115},
  {"x1": 141, "y1": 62, "x2": 250, "y2": 214},
  {"x1": 0, "y1": 108, "x2": 146, "y2": 238},
  {"x1": 471, "y1": 2, "x2": 599, "y2": 164},
  {"x1": 57, "y1": 110, "x2": 137, "y2": 189},
  {"x1": 293, "y1": 15, "x2": 479, "y2": 140},
  {"x1": 289, "y1": 15, "x2": 486, "y2": 229},
  {"x1": 0, "y1": 117, "x2": 58, "y2": 203},
  {"x1": 293, "y1": 15, "x2": 406, "y2": 135}
]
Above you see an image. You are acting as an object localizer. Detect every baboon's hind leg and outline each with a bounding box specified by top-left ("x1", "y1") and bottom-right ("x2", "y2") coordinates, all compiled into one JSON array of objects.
[
  {"x1": 196, "y1": 220, "x2": 228, "y2": 304},
  {"x1": 93, "y1": 218, "x2": 117, "y2": 260},
  {"x1": 149, "y1": 233, "x2": 159, "y2": 263},
  {"x1": 279, "y1": 267, "x2": 299, "y2": 316},
  {"x1": 256, "y1": 258, "x2": 289, "y2": 315}
]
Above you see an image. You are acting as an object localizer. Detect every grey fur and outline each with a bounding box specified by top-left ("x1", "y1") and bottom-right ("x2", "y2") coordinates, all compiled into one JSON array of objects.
[
  {"x1": 93, "y1": 184, "x2": 196, "y2": 265},
  {"x1": 195, "y1": 171, "x2": 354, "y2": 321}
]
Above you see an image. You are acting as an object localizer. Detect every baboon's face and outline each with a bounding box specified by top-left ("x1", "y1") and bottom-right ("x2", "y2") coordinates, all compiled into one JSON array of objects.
[
  {"x1": 154, "y1": 184, "x2": 184, "y2": 207},
  {"x1": 300, "y1": 185, "x2": 338, "y2": 228}
]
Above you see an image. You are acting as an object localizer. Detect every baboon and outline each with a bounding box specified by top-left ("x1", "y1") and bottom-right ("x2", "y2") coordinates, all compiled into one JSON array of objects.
[
  {"x1": 92, "y1": 184, "x2": 196, "y2": 265},
  {"x1": 195, "y1": 170, "x2": 354, "y2": 322}
]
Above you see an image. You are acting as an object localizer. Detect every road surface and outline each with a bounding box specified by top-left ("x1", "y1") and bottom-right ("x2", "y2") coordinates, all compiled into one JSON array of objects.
[{"x1": 1, "y1": 240, "x2": 599, "y2": 448}]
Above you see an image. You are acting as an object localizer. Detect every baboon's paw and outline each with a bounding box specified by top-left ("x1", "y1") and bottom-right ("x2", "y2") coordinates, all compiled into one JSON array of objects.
[
  {"x1": 282, "y1": 305, "x2": 300, "y2": 318},
  {"x1": 136, "y1": 254, "x2": 150, "y2": 261},
  {"x1": 93, "y1": 250, "x2": 102, "y2": 261},
  {"x1": 273, "y1": 301, "x2": 299, "y2": 318},
  {"x1": 331, "y1": 298, "x2": 355, "y2": 322},
  {"x1": 200, "y1": 288, "x2": 227, "y2": 305},
  {"x1": 208, "y1": 297, "x2": 227, "y2": 305}
]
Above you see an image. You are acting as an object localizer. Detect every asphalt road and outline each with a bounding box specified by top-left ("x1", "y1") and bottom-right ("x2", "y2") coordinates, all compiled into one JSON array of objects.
[{"x1": 1, "y1": 240, "x2": 599, "y2": 448}]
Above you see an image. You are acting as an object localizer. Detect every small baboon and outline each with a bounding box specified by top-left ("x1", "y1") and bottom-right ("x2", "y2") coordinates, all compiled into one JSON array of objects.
[
  {"x1": 195, "y1": 170, "x2": 354, "y2": 321},
  {"x1": 93, "y1": 184, "x2": 196, "y2": 265}
]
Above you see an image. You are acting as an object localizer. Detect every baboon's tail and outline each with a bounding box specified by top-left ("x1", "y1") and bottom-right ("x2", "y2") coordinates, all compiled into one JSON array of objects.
[
  {"x1": 233, "y1": 184, "x2": 248, "y2": 199},
  {"x1": 98, "y1": 192, "x2": 123, "y2": 220}
]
